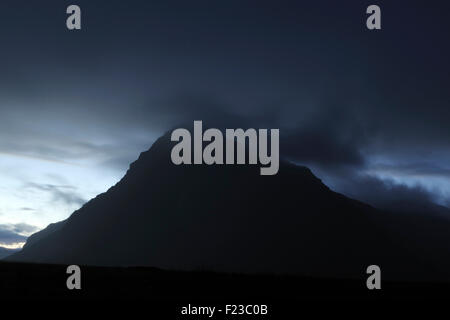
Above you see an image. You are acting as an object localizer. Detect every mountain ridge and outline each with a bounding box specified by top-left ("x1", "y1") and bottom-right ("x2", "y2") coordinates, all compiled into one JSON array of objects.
[{"x1": 8, "y1": 132, "x2": 450, "y2": 282}]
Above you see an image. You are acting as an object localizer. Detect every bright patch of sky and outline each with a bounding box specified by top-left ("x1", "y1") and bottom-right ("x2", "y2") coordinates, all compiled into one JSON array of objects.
[{"x1": 0, "y1": 153, "x2": 121, "y2": 229}]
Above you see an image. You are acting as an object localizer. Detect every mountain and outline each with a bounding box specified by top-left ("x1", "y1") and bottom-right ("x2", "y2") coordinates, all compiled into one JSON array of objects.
[
  {"x1": 22, "y1": 220, "x2": 67, "y2": 250},
  {"x1": 8, "y1": 132, "x2": 450, "y2": 282},
  {"x1": 0, "y1": 247, "x2": 19, "y2": 259}
]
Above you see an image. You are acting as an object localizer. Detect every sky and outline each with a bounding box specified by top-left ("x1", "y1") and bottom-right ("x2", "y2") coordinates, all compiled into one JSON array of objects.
[{"x1": 1, "y1": 0, "x2": 450, "y2": 248}]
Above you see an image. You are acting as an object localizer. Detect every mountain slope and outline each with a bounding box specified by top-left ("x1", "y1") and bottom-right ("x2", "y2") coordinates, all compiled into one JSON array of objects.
[
  {"x1": 22, "y1": 220, "x2": 66, "y2": 250},
  {"x1": 8, "y1": 133, "x2": 450, "y2": 281}
]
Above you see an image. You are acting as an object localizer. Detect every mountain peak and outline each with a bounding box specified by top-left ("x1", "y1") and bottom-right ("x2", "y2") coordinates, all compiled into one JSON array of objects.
[{"x1": 8, "y1": 133, "x2": 450, "y2": 282}]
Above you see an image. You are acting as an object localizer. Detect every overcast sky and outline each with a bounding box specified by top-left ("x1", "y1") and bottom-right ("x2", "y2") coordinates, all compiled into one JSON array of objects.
[{"x1": 0, "y1": 0, "x2": 449, "y2": 248}]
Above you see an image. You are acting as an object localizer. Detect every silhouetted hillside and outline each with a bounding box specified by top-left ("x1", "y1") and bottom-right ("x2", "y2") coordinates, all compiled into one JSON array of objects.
[
  {"x1": 22, "y1": 220, "x2": 66, "y2": 250},
  {"x1": 8, "y1": 132, "x2": 450, "y2": 282}
]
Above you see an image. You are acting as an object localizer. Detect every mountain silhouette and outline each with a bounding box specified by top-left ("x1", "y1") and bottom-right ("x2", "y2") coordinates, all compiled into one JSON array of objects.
[{"x1": 8, "y1": 131, "x2": 450, "y2": 282}]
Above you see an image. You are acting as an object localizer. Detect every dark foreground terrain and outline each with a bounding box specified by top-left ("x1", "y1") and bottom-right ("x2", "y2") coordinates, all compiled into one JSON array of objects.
[
  {"x1": 1, "y1": 262, "x2": 448, "y2": 302},
  {"x1": 1, "y1": 263, "x2": 448, "y2": 319}
]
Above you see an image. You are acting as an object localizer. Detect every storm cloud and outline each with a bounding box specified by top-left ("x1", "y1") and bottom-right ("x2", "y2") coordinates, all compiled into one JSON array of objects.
[
  {"x1": 0, "y1": 223, "x2": 39, "y2": 246},
  {"x1": 25, "y1": 183, "x2": 86, "y2": 207},
  {"x1": 0, "y1": 0, "x2": 449, "y2": 232}
]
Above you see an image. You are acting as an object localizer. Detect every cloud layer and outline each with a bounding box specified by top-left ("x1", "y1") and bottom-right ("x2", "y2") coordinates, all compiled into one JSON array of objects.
[
  {"x1": 0, "y1": 0, "x2": 449, "y2": 231},
  {"x1": 0, "y1": 223, "x2": 39, "y2": 247}
]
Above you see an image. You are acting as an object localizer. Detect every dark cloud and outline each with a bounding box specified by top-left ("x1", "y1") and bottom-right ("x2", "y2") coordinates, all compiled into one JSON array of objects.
[
  {"x1": 282, "y1": 129, "x2": 364, "y2": 168},
  {"x1": 0, "y1": 223, "x2": 39, "y2": 245},
  {"x1": 0, "y1": 0, "x2": 449, "y2": 216},
  {"x1": 25, "y1": 183, "x2": 86, "y2": 207},
  {"x1": 338, "y1": 174, "x2": 433, "y2": 211},
  {"x1": 279, "y1": 105, "x2": 370, "y2": 169},
  {"x1": 0, "y1": 229, "x2": 25, "y2": 245},
  {"x1": 10, "y1": 223, "x2": 39, "y2": 235}
]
